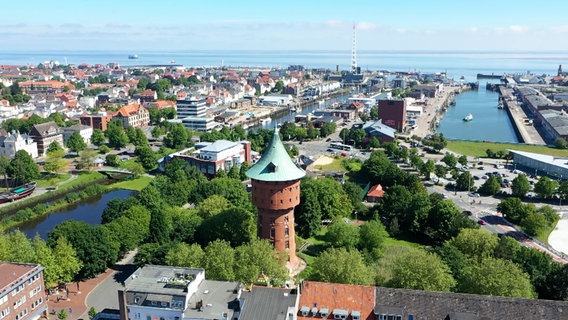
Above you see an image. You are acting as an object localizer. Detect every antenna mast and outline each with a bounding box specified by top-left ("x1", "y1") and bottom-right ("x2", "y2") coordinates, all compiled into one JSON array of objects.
[{"x1": 351, "y1": 24, "x2": 358, "y2": 73}]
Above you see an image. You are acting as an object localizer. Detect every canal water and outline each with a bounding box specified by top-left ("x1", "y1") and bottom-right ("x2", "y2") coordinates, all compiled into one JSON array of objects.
[
  {"x1": 14, "y1": 189, "x2": 136, "y2": 240},
  {"x1": 438, "y1": 81, "x2": 519, "y2": 143}
]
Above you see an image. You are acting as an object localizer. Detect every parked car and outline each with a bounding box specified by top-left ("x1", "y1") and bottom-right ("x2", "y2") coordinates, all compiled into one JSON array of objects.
[
  {"x1": 474, "y1": 176, "x2": 480, "y2": 180},
  {"x1": 478, "y1": 219, "x2": 487, "y2": 225}
]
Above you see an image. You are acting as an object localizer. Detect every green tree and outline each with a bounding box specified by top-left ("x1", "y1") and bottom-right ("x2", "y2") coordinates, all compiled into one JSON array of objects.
[
  {"x1": 105, "y1": 122, "x2": 129, "y2": 149},
  {"x1": 58, "y1": 309, "x2": 68, "y2": 320},
  {"x1": 389, "y1": 249, "x2": 456, "y2": 292},
  {"x1": 88, "y1": 307, "x2": 97, "y2": 320},
  {"x1": 78, "y1": 149, "x2": 98, "y2": 171},
  {"x1": 48, "y1": 221, "x2": 119, "y2": 280},
  {"x1": 420, "y1": 159, "x2": 435, "y2": 180},
  {"x1": 534, "y1": 177, "x2": 559, "y2": 199},
  {"x1": 447, "y1": 228, "x2": 498, "y2": 261},
  {"x1": 66, "y1": 131, "x2": 87, "y2": 155},
  {"x1": 105, "y1": 154, "x2": 120, "y2": 167},
  {"x1": 554, "y1": 137, "x2": 568, "y2": 149},
  {"x1": 478, "y1": 175, "x2": 501, "y2": 195},
  {"x1": 43, "y1": 149, "x2": 67, "y2": 175},
  {"x1": 31, "y1": 235, "x2": 59, "y2": 287},
  {"x1": 135, "y1": 145, "x2": 158, "y2": 171},
  {"x1": 165, "y1": 242, "x2": 204, "y2": 268},
  {"x1": 8, "y1": 150, "x2": 40, "y2": 185},
  {"x1": 164, "y1": 124, "x2": 190, "y2": 149},
  {"x1": 520, "y1": 211, "x2": 547, "y2": 236},
  {"x1": 0, "y1": 156, "x2": 10, "y2": 187},
  {"x1": 458, "y1": 258, "x2": 535, "y2": 298},
  {"x1": 511, "y1": 174, "x2": 531, "y2": 197},
  {"x1": 197, "y1": 207, "x2": 256, "y2": 246},
  {"x1": 91, "y1": 129, "x2": 106, "y2": 146},
  {"x1": 51, "y1": 236, "x2": 82, "y2": 284},
  {"x1": 458, "y1": 155, "x2": 468, "y2": 166},
  {"x1": 441, "y1": 152, "x2": 457, "y2": 168},
  {"x1": 47, "y1": 141, "x2": 64, "y2": 153},
  {"x1": 455, "y1": 171, "x2": 474, "y2": 191},
  {"x1": 325, "y1": 220, "x2": 360, "y2": 249},
  {"x1": 234, "y1": 239, "x2": 287, "y2": 285},
  {"x1": 311, "y1": 248, "x2": 374, "y2": 285},
  {"x1": 497, "y1": 197, "x2": 525, "y2": 223},
  {"x1": 202, "y1": 240, "x2": 235, "y2": 281},
  {"x1": 358, "y1": 220, "x2": 388, "y2": 261},
  {"x1": 196, "y1": 195, "x2": 230, "y2": 219},
  {"x1": 239, "y1": 162, "x2": 249, "y2": 181},
  {"x1": 296, "y1": 178, "x2": 353, "y2": 237}
]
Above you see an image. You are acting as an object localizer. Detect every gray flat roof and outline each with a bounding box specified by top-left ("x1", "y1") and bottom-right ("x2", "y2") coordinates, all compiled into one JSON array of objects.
[
  {"x1": 124, "y1": 265, "x2": 203, "y2": 296},
  {"x1": 183, "y1": 280, "x2": 240, "y2": 319},
  {"x1": 239, "y1": 287, "x2": 298, "y2": 320}
]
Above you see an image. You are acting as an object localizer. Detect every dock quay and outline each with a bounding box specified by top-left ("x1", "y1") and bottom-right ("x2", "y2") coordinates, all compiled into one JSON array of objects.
[
  {"x1": 498, "y1": 86, "x2": 546, "y2": 145},
  {"x1": 477, "y1": 73, "x2": 503, "y2": 79}
]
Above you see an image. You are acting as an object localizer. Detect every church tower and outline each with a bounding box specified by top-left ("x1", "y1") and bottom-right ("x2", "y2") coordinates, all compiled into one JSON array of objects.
[{"x1": 246, "y1": 128, "x2": 305, "y2": 264}]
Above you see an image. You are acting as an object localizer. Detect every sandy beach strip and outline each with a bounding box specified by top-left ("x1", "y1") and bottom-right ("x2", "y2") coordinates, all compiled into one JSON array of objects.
[{"x1": 549, "y1": 217, "x2": 568, "y2": 256}]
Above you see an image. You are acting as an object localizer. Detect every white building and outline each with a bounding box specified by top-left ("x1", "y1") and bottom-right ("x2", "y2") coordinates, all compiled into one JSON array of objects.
[
  {"x1": 179, "y1": 117, "x2": 218, "y2": 132},
  {"x1": 118, "y1": 265, "x2": 242, "y2": 320},
  {"x1": 177, "y1": 97, "x2": 208, "y2": 118},
  {"x1": 0, "y1": 131, "x2": 38, "y2": 158},
  {"x1": 63, "y1": 124, "x2": 93, "y2": 146},
  {"x1": 258, "y1": 94, "x2": 294, "y2": 106}
]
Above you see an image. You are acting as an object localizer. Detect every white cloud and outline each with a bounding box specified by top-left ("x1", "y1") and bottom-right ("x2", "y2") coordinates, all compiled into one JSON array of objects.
[
  {"x1": 356, "y1": 22, "x2": 377, "y2": 30},
  {"x1": 470, "y1": 27, "x2": 478, "y2": 33},
  {"x1": 550, "y1": 25, "x2": 568, "y2": 33},
  {"x1": 324, "y1": 20, "x2": 343, "y2": 27},
  {"x1": 509, "y1": 25, "x2": 528, "y2": 33},
  {"x1": 395, "y1": 28, "x2": 406, "y2": 34}
]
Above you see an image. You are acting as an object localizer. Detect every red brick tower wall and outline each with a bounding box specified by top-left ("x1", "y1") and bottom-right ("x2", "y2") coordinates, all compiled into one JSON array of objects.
[{"x1": 251, "y1": 179, "x2": 301, "y2": 263}]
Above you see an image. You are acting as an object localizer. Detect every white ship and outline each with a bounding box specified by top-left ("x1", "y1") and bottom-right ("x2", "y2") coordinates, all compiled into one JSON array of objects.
[{"x1": 463, "y1": 113, "x2": 473, "y2": 122}]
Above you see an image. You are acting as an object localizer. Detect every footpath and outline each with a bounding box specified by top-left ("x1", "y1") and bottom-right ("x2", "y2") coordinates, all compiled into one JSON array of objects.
[{"x1": 45, "y1": 250, "x2": 137, "y2": 320}]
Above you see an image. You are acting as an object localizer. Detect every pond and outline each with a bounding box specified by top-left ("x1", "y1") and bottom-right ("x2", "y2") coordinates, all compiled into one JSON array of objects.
[{"x1": 14, "y1": 189, "x2": 136, "y2": 239}]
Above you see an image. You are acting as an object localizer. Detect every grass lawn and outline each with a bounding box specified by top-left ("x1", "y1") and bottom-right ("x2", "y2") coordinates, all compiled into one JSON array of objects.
[
  {"x1": 314, "y1": 157, "x2": 346, "y2": 172},
  {"x1": 34, "y1": 173, "x2": 72, "y2": 188},
  {"x1": 446, "y1": 141, "x2": 568, "y2": 157},
  {"x1": 383, "y1": 237, "x2": 425, "y2": 249},
  {"x1": 110, "y1": 176, "x2": 153, "y2": 191},
  {"x1": 535, "y1": 222, "x2": 557, "y2": 245},
  {"x1": 58, "y1": 171, "x2": 105, "y2": 190}
]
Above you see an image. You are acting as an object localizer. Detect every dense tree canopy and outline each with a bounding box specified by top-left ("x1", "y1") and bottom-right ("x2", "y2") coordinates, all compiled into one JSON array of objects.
[
  {"x1": 311, "y1": 248, "x2": 374, "y2": 285},
  {"x1": 8, "y1": 150, "x2": 40, "y2": 185},
  {"x1": 389, "y1": 249, "x2": 456, "y2": 292}
]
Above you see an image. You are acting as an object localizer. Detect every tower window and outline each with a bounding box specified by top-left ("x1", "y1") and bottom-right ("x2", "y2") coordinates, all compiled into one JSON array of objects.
[
  {"x1": 285, "y1": 241, "x2": 290, "y2": 249},
  {"x1": 285, "y1": 226, "x2": 289, "y2": 236},
  {"x1": 270, "y1": 227, "x2": 275, "y2": 238}
]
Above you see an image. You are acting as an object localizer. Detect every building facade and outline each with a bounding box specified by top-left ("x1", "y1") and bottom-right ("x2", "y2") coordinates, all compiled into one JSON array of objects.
[
  {"x1": 246, "y1": 129, "x2": 306, "y2": 264},
  {"x1": 0, "y1": 262, "x2": 47, "y2": 320},
  {"x1": 164, "y1": 140, "x2": 252, "y2": 177},
  {"x1": 63, "y1": 124, "x2": 93, "y2": 146},
  {"x1": 180, "y1": 117, "x2": 217, "y2": 132},
  {"x1": 176, "y1": 97, "x2": 208, "y2": 118},
  {"x1": 0, "y1": 131, "x2": 38, "y2": 159},
  {"x1": 79, "y1": 114, "x2": 114, "y2": 131},
  {"x1": 378, "y1": 99, "x2": 406, "y2": 132},
  {"x1": 29, "y1": 122, "x2": 64, "y2": 157},
  {"x1": 113, "y1": 104, "x2": 150, "y2": 129},
  {"x1": 118, "y1": 265, "x2": 241, "y2": 320}
]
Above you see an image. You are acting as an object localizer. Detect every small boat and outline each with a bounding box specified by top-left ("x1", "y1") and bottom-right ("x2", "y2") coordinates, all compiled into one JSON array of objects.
[
  {"x1": 463, "y1": 113, "x2": 473, "y2": 122},
  {"x1": 498, "y1": 101, "x2": 504, "y2": 109},
  {"x1": 0, "y1": 182, "x2": 37, "y2": 203},
  {"x1": 170, "y1": 60, "x2": 176, "y2": 64},
  {"x1": 290, "y1": 107, "x2": 297, "y2": 112},
  {"x1": 128, "y1": 54, "x2": 139, "y2": 59},
  {"x1": 261, "y1": 118, "x2": 272, "y2": 125}
]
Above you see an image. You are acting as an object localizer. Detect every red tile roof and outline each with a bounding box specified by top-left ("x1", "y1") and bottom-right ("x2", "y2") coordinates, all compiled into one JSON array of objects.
[
  {"x1": 367, "y1": 184, "x2": 384, "y2": 198},
  {"x1": 115, "y1": 104, "x2": 145, "y2": 117},
  {"x1": 298, "y1": 281, "x2": 375, "y2": 320}
]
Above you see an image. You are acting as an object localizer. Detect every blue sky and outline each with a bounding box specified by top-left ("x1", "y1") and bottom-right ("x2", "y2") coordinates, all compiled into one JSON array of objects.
[{"x1": 3, "y1": 0, "x2": 568, "y2": 51}]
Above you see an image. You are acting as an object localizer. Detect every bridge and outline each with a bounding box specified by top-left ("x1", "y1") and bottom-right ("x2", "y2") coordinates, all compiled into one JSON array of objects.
[{"x1": 96, "y1": 168, "x2": 132, "y2": 178}]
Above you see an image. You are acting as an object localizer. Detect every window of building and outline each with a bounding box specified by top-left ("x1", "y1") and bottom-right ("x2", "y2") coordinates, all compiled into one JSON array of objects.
[
  {"x1": 270, "y1": 227, "x2": 275, "y2": 238},
  {"x1": 285, "y1": 226, "x2": 289, "y2": 236},
  {"x1": 0, "y1": 296, "x2": 7, "y2": 305},
  {"x1": 0, "y1": 307, "x2": 10, "y2": 319},
  {"x1": 378, "y1": 315, "x2": 402, "y2": 320},
  {"x1": 285, "y1": 241, "x2": 289, "y2": 249}
]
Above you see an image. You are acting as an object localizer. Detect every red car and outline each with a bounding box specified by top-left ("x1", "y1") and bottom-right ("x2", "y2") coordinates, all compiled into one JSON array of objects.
[{"x1": 478, "y1": 219, "x2": 487, "y2": 225}]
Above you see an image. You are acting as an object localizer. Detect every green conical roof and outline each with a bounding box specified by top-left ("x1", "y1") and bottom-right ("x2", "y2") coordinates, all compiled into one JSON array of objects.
[{"x1": 246, "y1": 128, "x2": 306, "y2": 182}]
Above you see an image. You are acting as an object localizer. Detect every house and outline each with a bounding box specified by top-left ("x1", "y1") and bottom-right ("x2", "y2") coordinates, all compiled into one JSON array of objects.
[
  {"x1": 366, "y1": 184, "x2": 384, "y2": 202},
  {"x1": 18, "y1": 80, "x2": 74, "y2": 94},
  {"x1": 114, "y1": 104, "x2": 150, "y2": 129},
  {"x1": 298, "y1": 281, "x2": 375, "y2": 320},
  {"x1": 118, "y1": 265, "x2": 241, "y2": 320},
  {"x1": 80, "y1": 113, "x2": 114, "y2": 131},
  {"x1": 139, "y1": 89, "x2": 157, "y2": 103},
  {"x1": 0, "y1": 262, "x2": 47, "y2": 320},
  {"x1": 63, "y1": 124, "x2": 93, "y2": 145},
  {"x1": 29, "y1": 122, "x2": 64, "y2": 156},
  {"x1": 0, "y1": 131, "x2": 38, "y2": 159},
  {"x1": 238, "y1": 286, "x2": 298, "y2": 320},
  {"x1": 362, "y1": 119, "x2": 396, "y2": 143}
]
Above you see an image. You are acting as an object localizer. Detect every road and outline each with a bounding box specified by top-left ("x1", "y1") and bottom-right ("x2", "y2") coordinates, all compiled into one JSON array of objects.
[{"x1": 85, "y1": 250, "x2": 138, "y2": 314}]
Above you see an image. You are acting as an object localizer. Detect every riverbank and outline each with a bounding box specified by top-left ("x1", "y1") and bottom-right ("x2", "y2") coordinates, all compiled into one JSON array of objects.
[
  {"x1": 410, "y1": 85, "x2": 464, "y2": 138},
  {"x1": 0, "y1": 173, "x2": 151, "y2": 233}
]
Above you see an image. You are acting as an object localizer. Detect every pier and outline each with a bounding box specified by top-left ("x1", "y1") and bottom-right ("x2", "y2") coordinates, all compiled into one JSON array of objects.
[
  {"x1": 498, "y1": 86, "x2": 546, "y2": 145},
  {"x1": 476, "y1": 73, "x2": 503, "y2": 80}
]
